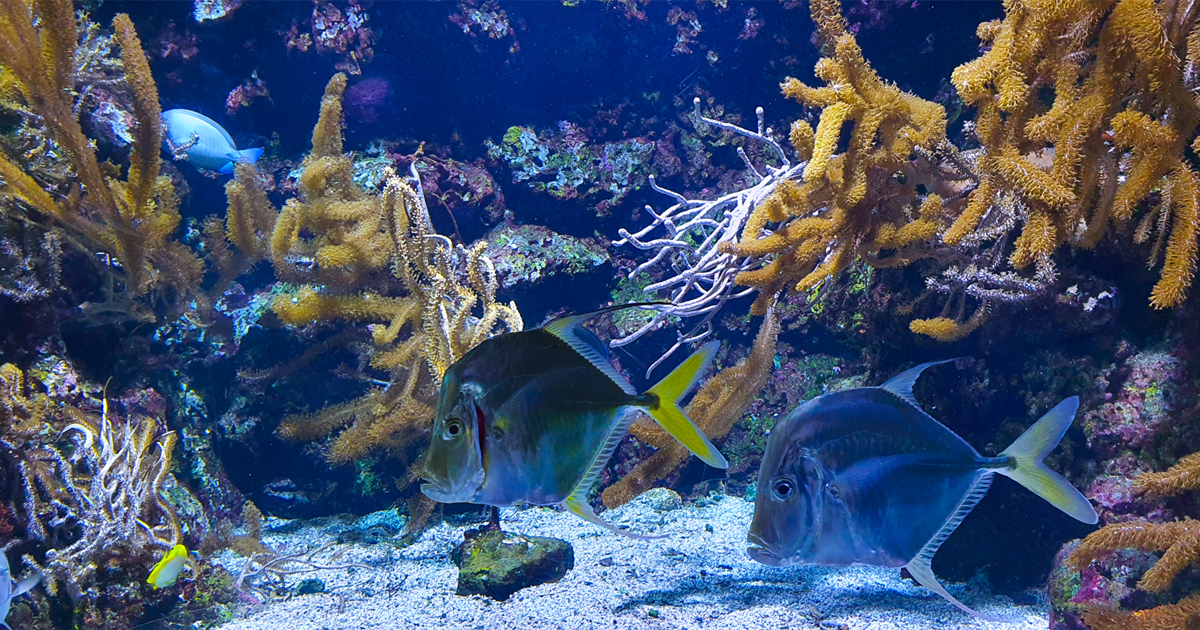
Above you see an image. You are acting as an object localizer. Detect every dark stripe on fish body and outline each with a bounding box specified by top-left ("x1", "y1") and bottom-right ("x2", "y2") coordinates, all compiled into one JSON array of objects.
[{"x1": 784, "y1": 388, "x2": 980, "y2": 462}]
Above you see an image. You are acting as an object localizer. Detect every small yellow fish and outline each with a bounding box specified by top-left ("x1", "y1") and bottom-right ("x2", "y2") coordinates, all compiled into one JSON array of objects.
[{"x1": 147, "y1": 545, "x2": 189, "y2": 589}]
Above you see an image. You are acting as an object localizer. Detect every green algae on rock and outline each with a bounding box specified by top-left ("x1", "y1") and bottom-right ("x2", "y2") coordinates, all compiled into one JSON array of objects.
[
  {"x1": 450, "y1": 528, "x2": 575, "y2": 601},
  {"x1": 482, "y1": 223, "x2": 608, "y2": 289}
]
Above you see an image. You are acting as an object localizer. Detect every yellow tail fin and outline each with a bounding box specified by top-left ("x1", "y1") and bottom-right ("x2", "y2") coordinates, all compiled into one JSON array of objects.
[
  {"x1": 997, "y1": 396, "x2": 1098, "y2": 524},
  {"x1": 643, "y1": 341, "x2": 728, "y2": 469}
]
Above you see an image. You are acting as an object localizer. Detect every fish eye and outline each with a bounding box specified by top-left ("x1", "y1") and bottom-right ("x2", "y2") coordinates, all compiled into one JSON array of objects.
[
  {"x1": 772, "y1": 478, "x2": 794, "y2": 500},
  {"x1": 444, "y1": 418, "x2": 465, "y2": 439}
]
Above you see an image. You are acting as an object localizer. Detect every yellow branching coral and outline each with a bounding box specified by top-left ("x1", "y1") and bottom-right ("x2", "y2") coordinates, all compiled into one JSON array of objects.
[
  {"x1": 1136, "y1": 452, "x2": 1200, "y2": 497},
  {"x1": 623, "y1": 0, "x2": 1200, "y2": 352},
  {"x1": 1067, "y1": 452, "x2": 1200, "y2": 628},
  {"x1": 0, "y1": 3, "x2": 202, "y2": 314},
  {"x1": 601, "y1": 306, "x2": 780, "y2": 509},
  {"x1": 950, "y1": 0, "x2": 1200, "y2": 308},
  {"x1": 908, "y1": 309, "x2": 986, "y2": 343},
  {"x1": 268, "y1": 74, "x2": 522, "y2": 471},
  {"x1": 0, "y1": 363, "x2": 76, "y2": 543},
  {"x1": 0, "y1": 362, "x2": 54, "y2": 437},
  {"x1": 1070, "y1": 518, "x2": 1200, "y2": 593},
  {"x1": 719, "y1": 0, "x2": 964, "y2": 316},
  {"x1": 206, "y1": 163, "x2": 278, "y2": 286},
  {"x1": 1082, "y1": 592, "x2": 1200, "y2": 630}
]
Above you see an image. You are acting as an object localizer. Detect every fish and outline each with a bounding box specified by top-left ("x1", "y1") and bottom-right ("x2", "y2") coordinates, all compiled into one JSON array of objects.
[
  {"x1": 746, "y1": 359, "x2": 1098, "y2": 619},
  {"x1": 147, "y1": 544, "x2": 189, "y2": 589},
  {"x1": 0, "y1": 552, "x2": 40, "y2": 630},
  {"x1": 421, "y1": 304, "x2": 729, "y2": 537},
  {"x1": 162, "y1": 109, "x2": 262, "y2": 175}
]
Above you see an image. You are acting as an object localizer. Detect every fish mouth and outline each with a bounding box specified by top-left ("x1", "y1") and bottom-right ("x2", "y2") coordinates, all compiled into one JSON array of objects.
[
  {"x1": 420, "y1": 481, "x2": 452, "y2": 503},
  {"x1": 420, "y1": 467, "x2": 485, "y2": 504},
  {"x1": 746, "y1": 532, "x2": 785, "y2": 567}
]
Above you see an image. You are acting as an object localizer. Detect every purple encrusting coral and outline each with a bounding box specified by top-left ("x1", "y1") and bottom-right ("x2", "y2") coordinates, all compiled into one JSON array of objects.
[
  {"x1": 1081, "y1": 348, "x2": 1188, "y2": 522},
  {"x1": 1083, "y1": 350, "x2": 1183, "y2": 454}
]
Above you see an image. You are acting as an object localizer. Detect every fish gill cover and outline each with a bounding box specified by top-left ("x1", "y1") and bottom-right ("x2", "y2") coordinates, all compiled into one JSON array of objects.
[{"x1": 0, "y1": 0, "x2": 1198, "y2": 628}]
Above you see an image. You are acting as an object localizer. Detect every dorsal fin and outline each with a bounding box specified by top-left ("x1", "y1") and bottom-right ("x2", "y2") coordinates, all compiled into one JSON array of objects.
[
  {"x1": 575, "y1": 326, "x2": 610, "y2": 361},
  {"x1": 542, "y1": 302, "x2": 670, "y2": 397},
  {"x1": 879, "y1": 359, "x2": 962, "y2": 408}
]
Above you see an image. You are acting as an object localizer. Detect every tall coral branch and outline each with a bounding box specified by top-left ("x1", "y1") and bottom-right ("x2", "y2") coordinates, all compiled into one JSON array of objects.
[
  {"x1": 601, "y1": 305, "x2": 780, "y2": 509},
  {"x1": 268, "y1": 74, "x2": 521, "y2": 472},
  {"x1": 0, "y1": 2, "x2": 202, "y2": 312}
]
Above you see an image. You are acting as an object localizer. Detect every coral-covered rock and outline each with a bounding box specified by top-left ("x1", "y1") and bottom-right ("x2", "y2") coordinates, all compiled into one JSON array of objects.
[
  {"x1": 1083, "y1": 349, "x2": 1183, "y2": 455},
  {"x1": 482, "y1": 223, "x2": 608, "y2": 289},
  {"x1": 1048, "y1": 537, "x2": 1198, "y2": 630},
  {"x1": 450, "y1": 528, "x2": 574, "y2": 600},
  {"x1": 1076, "y1": 347, "x2": 1189, "y2": 522}
]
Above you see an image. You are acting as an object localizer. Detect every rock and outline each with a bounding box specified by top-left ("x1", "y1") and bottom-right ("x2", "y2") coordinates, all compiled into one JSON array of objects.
[
  {"x1": 293, "y1": 579, "x2": 325, "y2": 596},
  {"x1": 1047, "y1": 538, "x2": 1169, "y2": 630},
  {"x1": 450, "y1": 528, "x2": 574, "y2": 601},
  {"x1": 642, "y1": 488, "x2": 682, "y2": 511}
]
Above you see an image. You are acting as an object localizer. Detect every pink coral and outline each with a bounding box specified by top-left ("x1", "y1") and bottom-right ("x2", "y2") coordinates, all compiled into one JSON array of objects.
[
  {"x1": 150, "y1": 21, "x2": 199, "y2": 61},
  {"x1": 226, "y1": 71, "x2": 270, "y2": 115}
]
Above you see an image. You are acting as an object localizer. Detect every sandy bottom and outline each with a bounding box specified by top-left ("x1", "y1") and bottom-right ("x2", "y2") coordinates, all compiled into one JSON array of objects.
[{"x1": 213, "y1": 494, "x2": 1048, "y2": 630}]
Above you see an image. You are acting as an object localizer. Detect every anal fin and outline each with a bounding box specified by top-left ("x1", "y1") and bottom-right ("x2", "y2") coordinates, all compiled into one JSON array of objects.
[
  {"x1": 904, "y1": 558, "x2": 1006, "y2": 623},
  {"x1": 559, "y1": 408, "x2": 667, "y2": 540},
  {"x1": 562, "y1": 493, "x2": 666, "y2": 541}
]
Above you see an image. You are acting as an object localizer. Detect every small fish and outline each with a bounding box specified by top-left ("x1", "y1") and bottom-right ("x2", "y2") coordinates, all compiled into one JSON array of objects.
[
  {"x1": 147, "y1": 544, "x2": 189, "y2": 589},
  {"x1": 0, "y1": 552, "x2": 40, "y2": 630},
  {"x1": 162, "y1": 109, "x2": 262, "y2": 175},
  {"x1": 747, "y1": 360, "x2": 1097, "y2": 619},
  {"x1": 421, "y1": 304, "x2": 728, "y2": 537}
]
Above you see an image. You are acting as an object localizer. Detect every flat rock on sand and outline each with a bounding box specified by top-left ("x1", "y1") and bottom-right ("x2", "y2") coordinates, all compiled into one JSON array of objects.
[{"x1": 213, "y1": 494, "x2": 1051, "y2": 630}]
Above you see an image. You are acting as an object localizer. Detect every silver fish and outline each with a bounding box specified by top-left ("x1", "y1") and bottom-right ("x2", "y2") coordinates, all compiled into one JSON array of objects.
[
  {"x1": 747, "y1": 360, "x2": 1098, "y2": 619},
  {"x1": 162, "y1": 109, "x2": 262, "y2": 175},
  {"x1": 421, "y1": 306, "x2": 728, "y2": 537},
  {"x1": 0, "y1": 552, "x2": 40, "y2": 630}
]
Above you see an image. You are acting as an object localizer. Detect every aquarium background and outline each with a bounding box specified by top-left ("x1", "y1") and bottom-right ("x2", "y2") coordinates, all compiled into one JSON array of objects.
[{"x1": 1, "y1": 1, "x2": 1198, "y2": 628}]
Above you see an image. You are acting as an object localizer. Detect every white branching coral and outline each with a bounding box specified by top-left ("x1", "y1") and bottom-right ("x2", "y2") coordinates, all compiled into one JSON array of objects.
[{"x1": 28, "y1": 396, "x2": 180, "y2": 598}]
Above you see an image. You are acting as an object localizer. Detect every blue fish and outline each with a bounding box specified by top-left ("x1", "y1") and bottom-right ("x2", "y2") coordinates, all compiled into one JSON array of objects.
[
  {"x1": 747, "y1": 360, "x2": 1098, "y2": 619},
  {"x1": 162, "y1": 109, "x2": 262, "y2": 175},
  {"x1": 0, "y1": 552, "x2": 39, "y2": 630}
]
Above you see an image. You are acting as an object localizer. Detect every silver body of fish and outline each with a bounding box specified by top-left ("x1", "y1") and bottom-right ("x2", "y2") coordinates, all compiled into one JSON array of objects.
[
  {"x1": 0, "y1": 552, "x2": 40, "y2": 630},
  {"x1": 747, "y1": 359, "x2": 1098, "y2": 620},
  {"x1": 162, "y1": 109, "x2": 262, "y2": 175}
]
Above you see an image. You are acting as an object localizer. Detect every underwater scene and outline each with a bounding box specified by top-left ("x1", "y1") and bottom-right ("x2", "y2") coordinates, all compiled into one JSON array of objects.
[{"x1": 3, "y1": 0, "x2": 1200, "y2": 628}]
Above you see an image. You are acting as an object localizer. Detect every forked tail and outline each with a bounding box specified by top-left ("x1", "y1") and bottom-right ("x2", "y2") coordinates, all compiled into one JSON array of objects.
[
  {"x1": 996, "y1": 396, "x2": 1098, "y2": 524},
  {"x1": 642, "y1": 341, "x2": 728, "y2": 469}
]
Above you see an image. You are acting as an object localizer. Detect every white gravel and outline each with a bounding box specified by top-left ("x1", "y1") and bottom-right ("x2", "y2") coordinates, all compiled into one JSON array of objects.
[{"x1": 214, "y1": 494, "x2": 1049, "y2": 630}]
